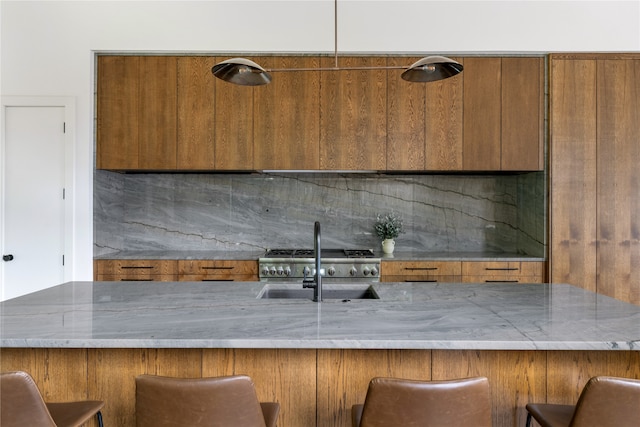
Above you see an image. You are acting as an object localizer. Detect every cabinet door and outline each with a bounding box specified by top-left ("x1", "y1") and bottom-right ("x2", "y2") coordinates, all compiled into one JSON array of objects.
[
  {"x1": 254, "y1": 56, "x2": 320, "y2": 170},
  {"x1": 178, "y1": 260, "x2": 258, "y2": 282},
  {"x1": 214, "y1": 56, "x2": 254, "y2": 170},
  {"x1": 177, "y1": 57, "x2": 215, "y2": 170},
  {"x1": 549, "y1": 58, "x2": 598, "y2": 290},
  {"x1": 320, "y1": 56, "x2": 387, "y2": 170},
  {"x1": 386, "y1": 57, "x2": 426, "y2": 170},
  {"x1": 463, "y1": 57, "x2": 502, "y2": 171},
  {"x1": 96, "y1": 56, "x2": 139, "y2": 170},
  {"x1": 501, "y1": 57, "x2": 544, "y2": 171},
  {"x1": 596, "y1": 58, "x2": 640, "y2": 303},
  {"x1": 138, "y1": 56, "x2": 178, "y2": 170},
  {"x1": 425, "y1": 57, "x2": 464, "y2": 171}
]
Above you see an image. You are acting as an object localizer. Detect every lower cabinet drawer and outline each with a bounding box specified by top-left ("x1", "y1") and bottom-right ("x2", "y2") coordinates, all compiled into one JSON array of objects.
[
  {"x1": 381, "y1": 261, "x2": 462, "y2": 282},
  {"x1": 94, "y1": 260, "x2": 177, "y2": 281},
  {"x1": 462, "y1": 261, "x2": 545, "y2": 283},
  {"x1": 178, "y1": 260, "x2": 258, "y2": 282}
]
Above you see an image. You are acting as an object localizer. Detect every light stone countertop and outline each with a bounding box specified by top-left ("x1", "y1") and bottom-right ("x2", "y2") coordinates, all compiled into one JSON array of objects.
[{"x1": 1, "y1": 281, "x2": 637, "y2": 351}]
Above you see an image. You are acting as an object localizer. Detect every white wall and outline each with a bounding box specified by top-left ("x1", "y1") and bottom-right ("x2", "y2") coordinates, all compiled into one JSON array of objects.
[{"x1": 1, "y1": 0, "x2": 639, "y2": 283}]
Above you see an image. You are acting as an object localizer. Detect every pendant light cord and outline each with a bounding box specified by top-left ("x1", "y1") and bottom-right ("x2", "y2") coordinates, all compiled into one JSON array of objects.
[{"x1": 334, "y1": 0, "x2": 338, "y2": 68}]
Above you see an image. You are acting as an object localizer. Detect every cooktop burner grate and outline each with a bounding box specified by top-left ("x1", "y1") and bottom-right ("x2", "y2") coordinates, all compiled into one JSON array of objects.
[{"x1": 264, "y1": 248, "x2": 375, "y2": 258}]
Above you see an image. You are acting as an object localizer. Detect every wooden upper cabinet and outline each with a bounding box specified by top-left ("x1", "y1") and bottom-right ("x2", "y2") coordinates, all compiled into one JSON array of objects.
[
  {"x1": 254, "y1": 56, "x2": 320, "y2": 170},
  {"x1": 214, "y1": 56, "x2": 254, "y2": 170},
  {"x1": 320, "y1": 56, "x2": 387, "y2": 170},
  {"x1": 501, "y1": 57, "x2": 544, "y2": 171},
  {"x1": 97, "y1": 56, "x2": 140, "y2": 170},
  {"x1": 97, "y1": 55, "x2": 177, "y2": 170},
  {"x1": 97, "y1": 54, "x2": 543, "y2": 173},
  {"x1": 138, "y1": 56, "x2": 178, "y2": 170},
  {"x1": 177, "y1": 57, "x2": 215, "y2": 170},
  {"x1": 425, "y1": 57, "x2": 464, "y2": 171},
  {"x1": 387, "y1": 57, "x2": 427, "y2": 170},
  {"x1": 463, "y1": 57, "x2": 502, "y2": 171},
  {"x1": 463, "y1": 56, "x2": 544, "y2": 171}
]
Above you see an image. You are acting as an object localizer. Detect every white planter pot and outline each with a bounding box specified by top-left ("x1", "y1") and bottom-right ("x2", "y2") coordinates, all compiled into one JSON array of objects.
[{"x1": 382, "y1": 239, "x2": 395, "y2": 254}]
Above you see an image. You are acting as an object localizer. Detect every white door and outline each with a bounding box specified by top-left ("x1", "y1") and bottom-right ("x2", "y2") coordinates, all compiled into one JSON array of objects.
[{"x1": 1, "y1": 105, "x2": 67, "y2": 301}]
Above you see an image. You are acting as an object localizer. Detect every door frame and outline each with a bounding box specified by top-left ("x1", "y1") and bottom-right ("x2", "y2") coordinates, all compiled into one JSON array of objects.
[{"x1": 1, "y1": 96, "x2": 76, "y2": 293}]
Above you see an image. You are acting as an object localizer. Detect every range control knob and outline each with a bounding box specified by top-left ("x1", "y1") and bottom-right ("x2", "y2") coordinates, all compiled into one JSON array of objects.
[
  {"x1": 269, "y1": 267, "x2": 277, "y2": 276},
  {"x1": 327, "y1": 267, "x2": 336, "y2": 276},
  {"x1": 261, "y1": 266, "x2": 270, "y2": 276},
  {"x1": 303, "y1": 266, "x2": 311, "y2": 276},
  {"x1": 363, "y1": 267, "x2": 371, "y2": 276},
  {"x1": 284, "y1": 266, "x2": 292, "y2": 276},
  {"x1": 370, "y1": 266, "x2": 379, "y2": 276},
  {"x1": 349, "y1": 267, "x2": 358, "y2": 277},
  {"x1": 277, "y1": 267, "x2": 284, "y2": 276}
]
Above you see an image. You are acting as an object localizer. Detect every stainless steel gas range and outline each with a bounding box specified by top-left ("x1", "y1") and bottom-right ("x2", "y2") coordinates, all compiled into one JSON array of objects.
[{"x1": 259, "y1": 248, "x2": 381, "y2": 283}]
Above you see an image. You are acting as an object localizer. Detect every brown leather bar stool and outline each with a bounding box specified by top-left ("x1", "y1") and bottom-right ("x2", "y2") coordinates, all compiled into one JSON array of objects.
[
  {"x1": 0, "y1": 370, "x2": 104, "y2": 427},
  {"x1": 135, "y1": 374, "x2": 279, "y2": 427},
  {"x1": 351, "y1": 376, "x2": 491, "y2": 427},
  {"x1": 525, "y1": 376, "x2": 640, "y2": 427}
]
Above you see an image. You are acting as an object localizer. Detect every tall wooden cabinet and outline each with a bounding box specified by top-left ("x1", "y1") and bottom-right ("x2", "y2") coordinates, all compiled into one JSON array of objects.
[{"x1": 550, "y1": 54, "x2": 640, "y2": 305}]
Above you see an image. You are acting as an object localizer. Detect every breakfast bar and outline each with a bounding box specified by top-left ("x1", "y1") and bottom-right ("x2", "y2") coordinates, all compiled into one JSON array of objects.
[{"x1": 2, "y1": 281, "x2": 639, "y2": 427}]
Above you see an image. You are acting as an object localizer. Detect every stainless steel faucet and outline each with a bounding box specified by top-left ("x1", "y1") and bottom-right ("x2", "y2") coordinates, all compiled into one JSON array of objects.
[{"x1": 302, "y1": 221, "x2": 322, "y2": 302}]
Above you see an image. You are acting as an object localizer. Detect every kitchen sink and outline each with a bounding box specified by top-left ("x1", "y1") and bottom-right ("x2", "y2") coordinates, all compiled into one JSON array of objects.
[{"x1": 258, "y1": 284, "x2": 379, "y2": 300}]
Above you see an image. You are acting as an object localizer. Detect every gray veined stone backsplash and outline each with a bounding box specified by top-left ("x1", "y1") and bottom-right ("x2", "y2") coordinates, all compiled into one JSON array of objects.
[{"x1": 94, "y1": 171, "x2": 546, "y2": 257}]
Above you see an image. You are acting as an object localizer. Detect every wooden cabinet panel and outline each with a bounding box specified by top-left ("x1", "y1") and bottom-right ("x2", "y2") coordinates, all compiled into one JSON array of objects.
[
  {"x1": 214, "y1": 57, "x2": 254, "y2": 170},
  {"x1": 386, "y1": 57, "x2": 426, "y2": 170},
  {"x1": 96, "y1": 56, "x2": 177, "y2": 170},
  {"x1": 320, "y1": 56, "x2": 387, "y2": 170},
  {"x1": 462, "y1": 261, "x2": 545, "y2": 283},
  {"x1": 549, "y1": 58, "x2": 598, "y2": 291},
  {"x1": 96, "y1": 56, "x2": 139, "y2": 170},
  {"x1": 501, "y1": 57, "x2": 545, "y2": 171},
  {"x1": 94, "y1": 259, "x2": 177, "y2": 281},
  {"x1": 138, "y1": 56, "x2": 177, "y2": 170},
  {"x1": 463, "y1": 57, "x2": 502, "y2": 171},
  {"x1": 595, "y1": 59, "x2": 640, "y2": 304},
  {"x1": 381, "y1": 261, "x2": 462, "y2": 282},
  {"x1": 425, "y1": 57, "x2": 464, "y2": 171},
  {"x1": 254, "y1": 56, "x2": 320, "y2": 170},
  {"x1": 177, "y1": 56, "x2": 216, "y2": 169},
  {"x1": 178, "y1": 260, "x2": 258, "y2": 282}
]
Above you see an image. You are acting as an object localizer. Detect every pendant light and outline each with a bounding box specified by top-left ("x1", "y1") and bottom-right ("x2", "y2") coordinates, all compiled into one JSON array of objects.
[{"x1": 212, "y1": 1, "x2": 462, "y2": 86}]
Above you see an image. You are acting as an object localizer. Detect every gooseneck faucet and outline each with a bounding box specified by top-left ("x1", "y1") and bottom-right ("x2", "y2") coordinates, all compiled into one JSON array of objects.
[{"x1": 303, "y1": 221, "x2": 322, "y2": 302}]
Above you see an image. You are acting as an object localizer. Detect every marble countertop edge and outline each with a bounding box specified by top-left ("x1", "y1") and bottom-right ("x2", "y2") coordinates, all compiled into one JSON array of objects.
[{"x1": 2, "y1": 339, "x2": 637, "y2": 351}]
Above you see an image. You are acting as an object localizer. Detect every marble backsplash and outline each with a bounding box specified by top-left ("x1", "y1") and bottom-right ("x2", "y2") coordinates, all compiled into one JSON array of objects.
[{"x1": 94, "y1": 171, "x2": 546, "y2": 257}]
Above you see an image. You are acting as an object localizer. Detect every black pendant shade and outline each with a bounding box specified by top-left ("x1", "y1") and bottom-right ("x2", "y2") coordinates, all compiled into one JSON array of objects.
[{"x1": 211, "y1": 57, "x2": 272, "y2": 86}]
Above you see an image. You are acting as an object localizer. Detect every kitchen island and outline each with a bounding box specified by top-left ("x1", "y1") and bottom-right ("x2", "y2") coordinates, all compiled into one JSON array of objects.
[{"x1": 2, "y1": 281, "x2": 639, "y2": 427}]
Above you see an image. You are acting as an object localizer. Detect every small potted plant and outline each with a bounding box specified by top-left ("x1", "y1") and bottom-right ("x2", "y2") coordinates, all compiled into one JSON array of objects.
[{"x1": 374, "y1": 212, "x2": 404, "y2": 254}]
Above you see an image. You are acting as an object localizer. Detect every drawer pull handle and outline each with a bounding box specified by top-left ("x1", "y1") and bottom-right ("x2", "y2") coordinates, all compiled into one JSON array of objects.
[
  {"x1": 119, "y1": 278, "x2": 153, "y2": 281},
  {"x1": 405, "y1": 267, "x2": 438, "y2": 271},
  {"x1": 485, "y1": 268, "x2": 518, "y2": 271},
  {"x1": 202, "y1": 279, "x2": 234, "y2": 282},
  {"x1": 410, "y1": 280, "x2": 437, "y2": 283},
  {"x1": 485, "y1": 280, "x2": 519, "y2": 283},
  {"x1": 202, "y1": 266, "x2": 234, "y2": 270},
  {"x1": 121, "y1": 266, "x2": 154, "y2": 269}
]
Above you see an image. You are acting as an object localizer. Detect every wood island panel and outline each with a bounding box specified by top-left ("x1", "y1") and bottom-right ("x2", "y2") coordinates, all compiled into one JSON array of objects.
[{"x1": 2, "y1": 348, "x2": 639, "y2": 427}]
